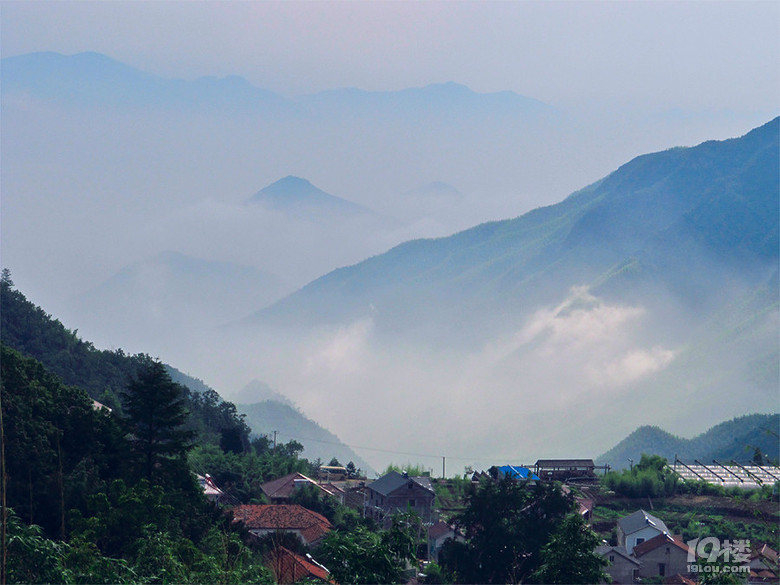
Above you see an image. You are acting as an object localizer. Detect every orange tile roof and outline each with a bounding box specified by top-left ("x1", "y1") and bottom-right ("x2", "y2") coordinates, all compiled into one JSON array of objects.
[
  {"x1": 429, "y1": 521, "x2": 456, "y2": 540},
  {"x1": 751, "y1": 543, "x2": 779, "y2": 564},
  {"x1": 267, "y1": 546, "x2": 333, "y2": 583},
  {"x1": 261, "y1": 472, "x2": 338, "y2": 500},
  {"x1": 233, "y1": 504, "x2": 332, "y2": 545},
  {"x1": 261, "y1": 472, "x2": 316, "y2": 499},
  {"x1": 632, "y1": 533, "x2": 689, "y2": 557}
]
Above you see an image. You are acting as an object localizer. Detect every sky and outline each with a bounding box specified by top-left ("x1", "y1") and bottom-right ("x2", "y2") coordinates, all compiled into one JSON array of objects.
[
  {"x1": 2, "y1": 0, "x2": 779, "y2": 471},
  {"x1": 3, "y1": 1, "x2": 778, "y2": 110}
]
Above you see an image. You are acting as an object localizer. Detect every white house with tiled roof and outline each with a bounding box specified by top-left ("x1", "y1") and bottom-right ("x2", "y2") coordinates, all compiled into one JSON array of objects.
[{"x1": 617, "y1": 509, "x2": 670, "y2": 554}]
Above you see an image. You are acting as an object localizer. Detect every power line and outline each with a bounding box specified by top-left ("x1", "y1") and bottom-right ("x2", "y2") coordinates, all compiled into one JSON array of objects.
[{"x1": 273, "y1": 431, "x2": 530, "y2": 464}]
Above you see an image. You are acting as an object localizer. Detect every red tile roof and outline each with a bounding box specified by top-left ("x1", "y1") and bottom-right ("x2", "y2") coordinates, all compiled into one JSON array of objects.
[
  {"x1": 266, "y1": 546, "x2": 332, "y2": 583},
  {"x1": 429, "y1": 521, "x2": 455, "y2": 540},
  {"x1": 632, "y1": 533, "x2": 689, "y2": 557},
  {"x1": 261, "y1": 472, "x2": 338, "y2": 501},
  {"x1": 233, "y1": 504, "x2": 332, "y2": 545},
  {"x1": 752, "y1": 543, "x2": 779, "y2": 564}
]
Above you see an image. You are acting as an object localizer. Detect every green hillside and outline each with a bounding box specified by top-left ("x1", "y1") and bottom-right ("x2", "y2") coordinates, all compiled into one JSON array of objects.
[
  {"x1": 250, "y1": 118, "x2": 779, "y2": 346},
  {"x1": 596, "y1": 413, "x2": 780, "y2": 469}
]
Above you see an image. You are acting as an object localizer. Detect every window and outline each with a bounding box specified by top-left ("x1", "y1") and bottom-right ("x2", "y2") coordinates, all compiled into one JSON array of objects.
[
  {"x1": 659, "y1": 563, "x2": 666, "y2": 576},
  {"x1": 609, "y1": 555, "x2": 615, "y2": 563},
  {"x1": 636, "y1": 538, "x2": 645, "y2": 545},
  {"x1": 408, "y1": 499, "x2": 415, "y2": 507}
]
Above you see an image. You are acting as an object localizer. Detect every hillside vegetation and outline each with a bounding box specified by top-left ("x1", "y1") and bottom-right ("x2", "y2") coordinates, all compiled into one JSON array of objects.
[{"x1": 597, "y1": 414, "x2": 780, "y2": 469}]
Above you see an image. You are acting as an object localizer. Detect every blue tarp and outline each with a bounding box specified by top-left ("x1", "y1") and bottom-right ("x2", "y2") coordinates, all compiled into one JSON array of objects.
[{"x1": 498, "y1": 465, "x2": 540, "y2": 481}]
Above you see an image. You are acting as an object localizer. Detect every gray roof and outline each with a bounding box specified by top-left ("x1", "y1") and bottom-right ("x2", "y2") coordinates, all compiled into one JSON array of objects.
[
  {"x1": 595, "y1": 546, "x2": 641, "y2": 566},
  {"x1": 617, "y1": 509, "x2": 669, "y2": 536},
  {"x1": 535, "y1": 459, "x2": 595, "y2": 468},
  {"x1": 367, "y1": 471, "x2": 435, "y2": 497}
]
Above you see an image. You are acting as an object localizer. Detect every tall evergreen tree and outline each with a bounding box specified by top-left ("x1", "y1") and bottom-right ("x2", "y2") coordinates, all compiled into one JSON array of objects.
[
  {"x1": 121, "y1": 361, "x2": 194, "y2": 482},
  {"x1": 440, "y1": 478, "x2": 574, "y2": 584}
]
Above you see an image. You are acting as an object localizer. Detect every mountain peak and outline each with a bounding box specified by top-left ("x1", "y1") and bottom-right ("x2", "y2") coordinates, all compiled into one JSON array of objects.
[
  {"x1": 248, "y1": 176, "x2": 371, "y2": 216},
  {"x1": 250, "y1": 176, "x2": 332, "y2": 204},
  {"x1": 270, "y1": 175, "x2": 318, "y2": 191}
]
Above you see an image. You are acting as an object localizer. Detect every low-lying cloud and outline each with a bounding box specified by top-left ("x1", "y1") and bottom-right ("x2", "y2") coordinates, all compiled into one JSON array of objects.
[{"x1": 200, "y1": 287, "x2": 683, "y2": 472}]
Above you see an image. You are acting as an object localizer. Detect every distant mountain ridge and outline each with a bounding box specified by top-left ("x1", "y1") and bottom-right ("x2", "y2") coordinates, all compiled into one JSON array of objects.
[
  {"x1": 596, "y1": 414, "x2": 780, "y2": 469},
  {"x1": 2, "y1": 52, "x2": 553, "y2": 122},
  {"x1": 297, "y1": 81, "x2": 556, "y2": 121},
  {"x1": 1, "y1": 51, "x2": 291, "y2": 112}
]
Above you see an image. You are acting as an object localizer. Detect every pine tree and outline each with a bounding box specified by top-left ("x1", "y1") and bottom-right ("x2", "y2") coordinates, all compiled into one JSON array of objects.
[{"x1": 121, "y1": 361, "x2": 194, "y2": 482}]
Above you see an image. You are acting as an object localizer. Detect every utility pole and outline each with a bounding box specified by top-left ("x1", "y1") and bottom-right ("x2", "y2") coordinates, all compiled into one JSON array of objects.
[
  {"x1": 272, "y1": 430, "x2": 278, "y2": 453},
  {"x1": 442, "y1": 456, "x2": 446, "y2": 479}
]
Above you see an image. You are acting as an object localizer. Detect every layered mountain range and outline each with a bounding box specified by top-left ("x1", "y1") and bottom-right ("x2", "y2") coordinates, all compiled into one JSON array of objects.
[
  {"x1": 232, "y1": 118, "x2": 778, "y2": 464},
  {"x1": 250, "y1": 118, "x2": 778, "y2": 339},
  {"x1": 3, "y1": 50, "x2": 777, "y2": 466}
]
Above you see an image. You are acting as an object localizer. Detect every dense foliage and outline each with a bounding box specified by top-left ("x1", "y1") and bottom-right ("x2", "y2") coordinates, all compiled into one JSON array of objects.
[
  {"x1": 439, "y1": 478, "x2": 606, "y2": 584},
  {"x1": 0, "y1": 344, "x2": 278, "y2": 583},
  {"x1": 188, "y1": 441, "x2": 313, "y2": 504},
  {"x1": 603, "y1": 453, "x2": 680, "y2": 498},
  {"x1": 317, "y1": 512, "x2": 420, "y2": 584}
]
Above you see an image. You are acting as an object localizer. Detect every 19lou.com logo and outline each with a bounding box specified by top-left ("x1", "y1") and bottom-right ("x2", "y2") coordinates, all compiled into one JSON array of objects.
[{"x1": 687, "y1": 537, "x2": 751, "y2": 573}]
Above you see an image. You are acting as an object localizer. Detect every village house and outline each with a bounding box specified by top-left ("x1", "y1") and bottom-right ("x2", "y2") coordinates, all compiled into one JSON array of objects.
[
  {"x1": 261, "y1": 472, "x2": 343, "y2": 504},
  {"x1": 632, "y1": 533, "x2": 690, "y2": 579},
  {"x1": 617, "y1": 509, "x2": 671, "y2": 554},
  {"x1": 197, "y1": 473, "x2": 224, "y2": 503},
  {"x1": 749, "y1": 543, "x2": 779, "y2": 584},
  {"x1": 428, "y1": 521, "x2": 464, "y2": 562},
  {"x1": 232, "y1": 504, "x2": 332, "y2": 548},
  {"x1": 595, "y1": 544, "x2": 640, "y2": 584},
  {"x1": 365, "y1": 470, "x2": 436, "y2": 527},
  {"x1": 534, "y1": 458, "x2": 598, "y2": 482}
]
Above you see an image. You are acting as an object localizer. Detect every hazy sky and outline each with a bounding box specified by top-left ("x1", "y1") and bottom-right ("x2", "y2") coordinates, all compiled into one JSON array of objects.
[{"x1": 3, "y1": 1, "x2": 778, "y2": 111}]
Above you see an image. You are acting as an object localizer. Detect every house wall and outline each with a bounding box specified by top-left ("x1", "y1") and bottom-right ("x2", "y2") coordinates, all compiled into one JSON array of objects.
[
  {"x1": 636, "y1": 546, "x2": 689, "y2": 579},
  {"x1": 619, "y1": 526, "x2": 664, "y2": 554},
  {"x1": 602, "y1": 555, "x2": 638, "y2": 584},
  {"x1": 429, "y1": 532, "x2": 464, "y2": 562},
  {"x1": 367, "y1": 482, "x2": 435, "y2": 526}
]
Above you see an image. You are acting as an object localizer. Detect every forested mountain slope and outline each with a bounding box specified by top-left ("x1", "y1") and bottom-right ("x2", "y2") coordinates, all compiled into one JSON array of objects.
[
  {"x1": 0, "y1": 275, "x2": 248, "y2": 444},
  {"x1": 250, "y1": 118, "x2": 779, "y2": 342},
  {"x1": 597, "y1": 414, "x2": 780, "y2": 469}
]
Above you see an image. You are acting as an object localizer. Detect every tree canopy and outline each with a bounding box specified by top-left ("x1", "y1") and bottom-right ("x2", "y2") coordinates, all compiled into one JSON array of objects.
[
  {"x1": 439, "y1": 478, "x2": 602, "y2": 584},
  {"x1": 121, "y1": 360, "x2": 195, "y2": 483}
]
